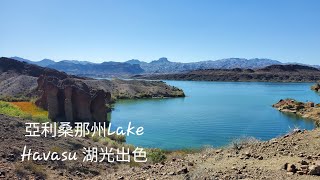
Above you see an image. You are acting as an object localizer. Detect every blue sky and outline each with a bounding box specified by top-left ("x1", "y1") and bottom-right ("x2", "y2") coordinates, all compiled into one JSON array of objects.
[{"x1": 0, "y1": 0, "x2": 319, "y2": 64}]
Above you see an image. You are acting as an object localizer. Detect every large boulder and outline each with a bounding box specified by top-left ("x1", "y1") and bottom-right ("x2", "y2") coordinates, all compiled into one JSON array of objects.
[{"x1": 36, "y1": 75, "x2": 111, "y2": 125}]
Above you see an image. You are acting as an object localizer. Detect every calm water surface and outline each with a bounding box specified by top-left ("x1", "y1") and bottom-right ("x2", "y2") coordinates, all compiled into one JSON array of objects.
[{"x1": 109, "y1": 81, "x2": 319, "y2": 150}]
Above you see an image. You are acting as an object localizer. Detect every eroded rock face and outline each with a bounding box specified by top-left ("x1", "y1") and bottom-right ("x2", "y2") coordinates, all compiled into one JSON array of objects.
[{"x1": 36, "y1": 75, "x2": 111, "y2": 125}]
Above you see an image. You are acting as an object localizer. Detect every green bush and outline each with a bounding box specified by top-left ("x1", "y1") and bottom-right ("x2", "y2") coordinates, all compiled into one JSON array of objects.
[
  {"x1": 147, "y1": 148, "x2": 167, "y2": 163},
  {"x1": 32, "y1": 115, "x2": 49, "y2": 123},
  {"x1": 108, "y1": 134, "x2": 126, "y2": 143},
  {"x1": 91, "y1": 134, "x2": 100, "y2": 142}
]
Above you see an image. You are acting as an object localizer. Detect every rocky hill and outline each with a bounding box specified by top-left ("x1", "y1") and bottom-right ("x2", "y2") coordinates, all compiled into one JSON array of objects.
[
  {"x1": 0, "y1": 57, "x2": 70, "y2": 79},
  {"x1": 134, "y1": 64, "x2": 320, "y2": 82},
  {"x1": 0, "y1": 57, "x2": 74, "y2": 99},
  {"x1": 0, "y1": 57, "x2": 184, "y2": 101},
  {"x1": 258, "y1": 64, "x2": 320, "y2": 72}
]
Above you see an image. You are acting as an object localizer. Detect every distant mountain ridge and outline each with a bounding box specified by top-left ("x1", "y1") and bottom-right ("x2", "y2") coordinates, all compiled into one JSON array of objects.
[
  {"x1": 125, "y1": 57, "x2": 319, "y2": 73},
  {"x1": 10, "y1": 56, "x2": 320, "y2": 77},
  {"x1": 47, "y1": 61, "x2": 144, "y2": 77},
  {"x1": 11, "y1": 56, "x2": 144, "y2": 77},
  {"x1": 11, "y1": 56, "x2": 56, "y2": 67},
  {"x1": 126, "y1": 57, "x2": 284, "y2": 73}
]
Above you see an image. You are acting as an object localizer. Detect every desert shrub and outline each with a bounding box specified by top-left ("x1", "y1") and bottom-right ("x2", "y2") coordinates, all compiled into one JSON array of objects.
[
  {"x1": 125, "y1": 144, "x2": 136, "y2": 153},
  {"x1": 101, "y1": 137, "x2": 112, "y2": 146},
  {"x1": 32, "y1": 115, "x2": 49, "y2": 123},
  {"x1": 129, "y1": 156, "x2": 141, "y2": 167},
  {"x1": 108, "y1": 133, "x2": 126, "y2": 143},
  {"x1": 230, "y1": 136, "x2": 260, "y2": 150},
  {"x1": 166, "y1": 146, "x2": 211, "y2": 160},
  {"x1": 14, "y1": 165, "x2": 28, "y2": 177},
  {"x1": 50, "y1": 146, "x2": 63, "y2": 154},
  {"x1": 91, "y1": 134, "x2": 100, "y2": 142},
  {"x1": 15, "y1": 161, "x2": 47, "y2": 179},
  {"x1": 147, "y1": 148, "x2": 167, "y2": 163},
  {"x1": 109, "y1": 140, "x2": 121, "y2": 149}
]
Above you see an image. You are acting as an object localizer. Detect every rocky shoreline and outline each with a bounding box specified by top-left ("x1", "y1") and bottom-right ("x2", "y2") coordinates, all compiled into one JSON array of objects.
[
  {"x1": 273, "y1": 99, "x2": 320, "y2": 125},
  {"x1": 272, "y1": 83, "x2": 320, "y2": 130},
  {"x1": 311, "y1": 83, "x2": 320, "y2": 93}
]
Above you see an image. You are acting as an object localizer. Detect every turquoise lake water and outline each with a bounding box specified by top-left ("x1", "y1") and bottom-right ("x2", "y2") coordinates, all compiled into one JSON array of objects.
[{"x1": 109, "y1": 81, "x2": 319, "y2": 150}]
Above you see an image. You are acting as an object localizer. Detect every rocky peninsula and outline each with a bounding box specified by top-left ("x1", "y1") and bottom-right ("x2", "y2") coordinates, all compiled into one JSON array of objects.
[
  {"x1": 311, "y1": 83, "x2": 320, "y2": 93},
  {"x1": 273, "y1": 82, "x2": 320, "y2": 126},
  {"x1": 273, "y1": 99, "x2": 320, "y2": 124}
]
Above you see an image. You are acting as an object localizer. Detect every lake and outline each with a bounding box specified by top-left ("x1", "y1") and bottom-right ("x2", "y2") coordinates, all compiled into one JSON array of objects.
[{"x1": 109, "y1": 81, "x2": 319, "y2": 150}]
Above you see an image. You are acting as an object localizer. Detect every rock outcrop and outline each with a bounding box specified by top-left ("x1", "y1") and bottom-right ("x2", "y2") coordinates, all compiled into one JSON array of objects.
[
  {"x1": 36, "y1": 75, "x2": 111, "y2": 125},
  {"x1": 0, "y1": 57, "x2": 78, "y2": 100},
  {"x1": 272, "y1": 99, "x2": 320, "y2": 124},
  {"x1": 311, "y1": 83, "x2": 320, "y2": 92}
]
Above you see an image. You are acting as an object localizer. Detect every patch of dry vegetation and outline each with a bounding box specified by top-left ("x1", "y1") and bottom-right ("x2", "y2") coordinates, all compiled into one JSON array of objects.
[
  {"x1": 0, "y1": 101, "x2": 49, "y2": 122},
  {"x1": 11, "y1": 102, "x2": 48, "y2": 117}
]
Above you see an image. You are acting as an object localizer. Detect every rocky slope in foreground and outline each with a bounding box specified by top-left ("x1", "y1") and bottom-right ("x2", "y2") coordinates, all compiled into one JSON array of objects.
[
  {"x1": 108, "y1": 129, "x2": 320, "y2": 180},
  {"x1": 1, "y1": 114, "x2": 320, "y2": 179},
  {"x1": 133, "y1": 64, "x2": 320, "y2": 82},
  {"x1": 0, "y1": 57, "x2": 184, "y2": 100}
]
